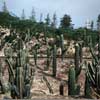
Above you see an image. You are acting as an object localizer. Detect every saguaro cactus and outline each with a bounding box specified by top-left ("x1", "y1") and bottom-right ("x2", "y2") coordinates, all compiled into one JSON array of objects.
[
  {"x1": 74, "y1": 43, "x2": 83, "y2": 80},
  {"x1": 68, "y1": 67, "x2": 80, "y2": 96},
  {"x1": 60, "y1": 34, "x2": 64, "y2": 61},
  {"x1": 68, "y1": 67, "x2": 76, "y2": 95},
  {"x1": 52, "y1": 44, "x2": 57, "y2": 77},
  {"x1": 68, "y1": 42, "x2": 83, "y2": 96},
  {"x1": 45, "y1": 46, "x2": 51, "y2": 70}
]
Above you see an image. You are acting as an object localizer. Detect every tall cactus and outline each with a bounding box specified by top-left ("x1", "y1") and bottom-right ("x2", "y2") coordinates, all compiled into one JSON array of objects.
[
  {"x1": 84, "y1": 73, "x2": 92, "y2": 98},
  {"x1": 0, "y1": 59, "x2": 5, "y2": 93},
  {"x1": 60, "y1": 34, "x2": 64, "y2": 61},
  {"x1": 68, "y1": 42, "x2": 82, "y2": 96},
  {"x1": 68, "y1": 67, "x2": 76, "y2": 95},
  {"x1": 52, "y1": 44, "x2": 57, "y2": 77},
  {"x1": 45, "y1": 46, "x2": 51, "y2": 70},
  {"x1": 74, "y1": 43, "x2": 83, "y2": 80},
  {"x1": 68, "y1": 67, "x2": 80, "y2": 96}
]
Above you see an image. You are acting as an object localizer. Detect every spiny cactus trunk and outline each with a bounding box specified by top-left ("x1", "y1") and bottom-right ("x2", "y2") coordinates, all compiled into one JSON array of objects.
[
  {"x1": 68, "y1": 67, "x2": 80, "y2": 96},
  {"x1": 75, "y1": 43, "x2": 80, "y2": 73},
  {"x1": 96, "y1": 65, "x2": 100, "y2": 94},
  {"x1": 52, "y1": 45, "x2": 57, "y2": 77},
  {"x1": 0, "y1": 61, "x2": 2, "y2": 83},
  {"x1": 45, "y1": 47, "x2": 50, "y2": 70},
  {"x1": 68, "y1": 67, "x2": 76, "y2": 96},
  {"x1": 0, "y1": 62, "x2": 5, "y2": 93},
  {"x1": 15, "y1": 67, "x2": 23, "y2": 99},
  {"x1": 60, "y1": 34, "x2": 64, "y2": 61},
  {"x1": 84, "y1": 73, "x2": 92, "y2": 98},
  {"x1": 79, "y1": 43, "x2": 83, "y2": 63},
  {"x1": 74, "y1": 43, "x2": 82, "y2": 80},
  {"x1": 34, "y1": 48, "x2": 38, "y2": 67},
  {"x1": 98, "y1": 34, "x2": 100, "y2": 60}
]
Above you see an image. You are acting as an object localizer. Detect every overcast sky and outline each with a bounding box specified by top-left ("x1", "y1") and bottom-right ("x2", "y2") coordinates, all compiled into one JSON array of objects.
[{"x1": 0, "y1": 0, "x2": 100, "y2": 28}]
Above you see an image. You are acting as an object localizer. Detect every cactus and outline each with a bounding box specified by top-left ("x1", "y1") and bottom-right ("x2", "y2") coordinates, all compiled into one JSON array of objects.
[
  {"x1": 60, "y1": 34, "x2": 64, "y2": 61},
  {"x1": 84, "y1": 73, "x2": 92, "y2": 98},
  {"x1": 68, "y1": 42, "x2": 83, "y2": 96},
  {"x1": 33, "y1": 48, "x2": 38, "y2": 67},
  {"x1": 52, "y1": 44, "x2": 57, "y2": 77},
  {"x1": 68, "y1": 66, "x2": 81, "y2": 96},
  {"x1": 0, "y1": 59, "x2": 2, "y2": 84},
  {"x1": 74, "y1": 43, "x2": 80, "y2": 75},
  {"x1": 74, "y1": 43, "x2": 83, "y2": 80},
  {"x1": 5, "y1": 36, "x2": 33, "y2": 99},
  {"x1": 15, "y1": 67, "x2": 23, "y2": 98},
  {"x1": 68, "y1": 67, "x2": 76, "y2": 95},
  {"x1": 0, "y1": 60, "x2": 5, "y2": 93},
  {"x1": 96, "y1": 65, "x2": 100, "y2": 94},
  {"x1": 45, "y1": 46, "x2": 51, "y2": 70},
  {"x1": 98, "y1": 34, "x2": 100, "y2": 59}
]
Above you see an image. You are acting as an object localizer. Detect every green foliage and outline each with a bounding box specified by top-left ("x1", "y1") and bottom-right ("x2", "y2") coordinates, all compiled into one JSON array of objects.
[
  {"x1": 45, "y1": 13, "x2": 50, "y2": 26},
  {"x1": 60, "y1": 14, "x2": 72, "y2": 29},
  {"x1": 0, "y1": 12, "x2": 19, "y2": 27}
]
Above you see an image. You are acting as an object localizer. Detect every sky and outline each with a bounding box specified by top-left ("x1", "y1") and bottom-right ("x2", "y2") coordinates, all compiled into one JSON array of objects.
[{"x1": 0, "y1": 0, "x2": 100, "y2": 28}]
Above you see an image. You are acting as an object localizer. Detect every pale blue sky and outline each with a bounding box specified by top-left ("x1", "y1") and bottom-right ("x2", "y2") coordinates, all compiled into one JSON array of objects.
[{"x1": 0, "y1": 0, "x2": 100, "y2": 28}]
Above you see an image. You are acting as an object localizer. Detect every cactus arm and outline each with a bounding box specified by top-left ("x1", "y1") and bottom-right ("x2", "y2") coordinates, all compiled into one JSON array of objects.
[
  {"x1": 84, "y1": 73, "x2": 92, "y2": 98},
  {"x1": 76, "y1": 62, "x2": 83, "y2": 78},
  {"x1": 89, "y1": 44, "x2": 98, "y2": 64},
  {"x1": 96, "y1": 66, "x2": 100, "y2": 91},
  {"x1": 87, "y1": 68, "x2": 95, "y2": 86},
  {"x1": 98, "y1": 34, "x2": 100, "y2": 59},
  {"x1": 88, "y1": 62, "x2": 95, "y2": 75},
  {"x1": 6, "y1": 59, "x2": 15, "y2": 79}
]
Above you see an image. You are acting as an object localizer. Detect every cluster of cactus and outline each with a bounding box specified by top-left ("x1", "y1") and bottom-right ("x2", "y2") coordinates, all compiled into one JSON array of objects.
[
  {"x1": 68, "y1": 42, "x2": 83, "y2": 96},
  {"x1": 84, "y1": 34, "x2": 100, "y2": 98},
  {"x1": 4, "y1": 34, "x2": 34, "y2": 99}
]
